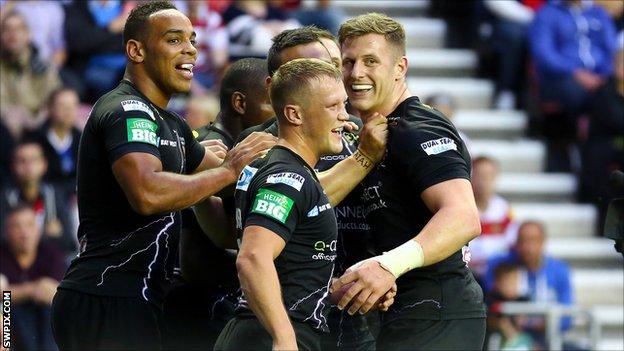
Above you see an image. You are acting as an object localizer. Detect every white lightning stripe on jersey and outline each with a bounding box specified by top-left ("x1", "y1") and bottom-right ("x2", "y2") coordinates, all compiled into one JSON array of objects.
[
  {"x1": 301, "y1": 265, "x2": 334, "y2": 329},
  {"x1": 141, "y1": 213, "x2": 175, "y2": 300},
  {"x1": 110, "y1": 215, "x2": 169, "y2": 247}
]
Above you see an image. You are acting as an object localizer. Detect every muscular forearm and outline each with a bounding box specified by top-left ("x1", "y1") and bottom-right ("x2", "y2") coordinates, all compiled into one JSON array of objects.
[
  {"x1": 237, "y1": 254, "x2": 296, "y2": 343},
  {"x1": 414, "y1": 205, "x2": 480, "y2": 266},
  {"x1": 120, "y1": 165, "x2": 237, "y2": 215},
  {"x1": 318, "y1": 149, "x2": 375, "y2": 206}
]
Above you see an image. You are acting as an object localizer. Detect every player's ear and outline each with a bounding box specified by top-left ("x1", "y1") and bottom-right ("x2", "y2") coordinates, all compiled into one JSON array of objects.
[
  {"x1": 265, "y1": 76, "x2": 272, "y2": 88},
  {"x1": 283, "y1": 104, "x2": 302, "y2": 126},
  {"x1": 231, "y1": 92, "x2": 246, "y2": 115},
  {"x1": 394, "y1": 55, "x2": 407, "y2": 81},
  {"x1": 126, "y1": 39, "x2": 145, "y2": 63}
]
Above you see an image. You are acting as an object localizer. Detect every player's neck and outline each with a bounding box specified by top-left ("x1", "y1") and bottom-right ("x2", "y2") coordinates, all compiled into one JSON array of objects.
[
  {"x1": 277, "y1": 135, "x2": 318, "y2": 169},
  {"x1": 123, "y1": 71, "x2": 170, "y2": 110},
  {"x1": 215, "y1": 113, "x2": 240, "y2": 142},
  {"x1": 360, "y1": 84, "x2": 411, "y2": 121}
]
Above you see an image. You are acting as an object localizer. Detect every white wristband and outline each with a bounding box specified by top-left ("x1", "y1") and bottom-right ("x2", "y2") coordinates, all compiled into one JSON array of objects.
[{"x1": 370, "y1": 240, "x2": 425, "y2": 278}]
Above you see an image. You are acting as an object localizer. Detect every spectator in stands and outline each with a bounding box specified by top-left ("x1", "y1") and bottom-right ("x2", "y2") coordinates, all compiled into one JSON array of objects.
[
  {"x1": 63, "y1": 0, "x2": 135, "y2": 102},
  {"x1": 485, "y1": 221, "x2": 574, "y2": 346},
  {"x1": 425, "y1": 92, "x2": 473, "y2": 153},
  {"x1": 6, "y1": 0, "x2": 66, "y2": 67},
  {"x1": 483, "y1": 0, "x2": 542, "y2": 110},
  {"x1": 278, "y1": 0, "x2": 344, "y2": 35},
  {"x1": 175, "y1": 1, "x2": 229, "y2": 92},
  {"x1": 24, "y1": 87, "x2": 82, "y2": 188},
  {"x1": 1, "y1": 141, "x2": 76, "y2": 256},
  {"x1": 470, "y1": 156, "x2": 518, "y2": 278},
  {"x1": 184, "y1": 94, "x2": 220, "y2": 132},
  {"x1": 529, "y1": 0, "x2": 617, "y2": 172},
  {"x1": 0, "y1": 10, "x2": 62, "y2": 139},
  {"x1": 485, "y1": 263, "x2": 536, "y2": 351},
  {"x1": 0, "y1": 204, "x2": 67, "y2": 351},
  {"x1": 581, "y1": 30, "x2": 624, "y2": 233},
  {"x1": 222, "y1": 0, "x2": 299, "y2": 60}
]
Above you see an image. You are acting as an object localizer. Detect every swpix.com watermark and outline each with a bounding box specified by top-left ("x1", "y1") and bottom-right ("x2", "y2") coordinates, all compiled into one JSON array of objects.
[{"x1": 2, "y1": 291, "x2": 10, "y2": 349}]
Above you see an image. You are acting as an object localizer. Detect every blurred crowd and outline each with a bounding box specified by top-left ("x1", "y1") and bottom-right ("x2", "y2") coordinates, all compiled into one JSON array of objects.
[{"x1": 0, "y1": 1, "x2": 622, "y2": 350}]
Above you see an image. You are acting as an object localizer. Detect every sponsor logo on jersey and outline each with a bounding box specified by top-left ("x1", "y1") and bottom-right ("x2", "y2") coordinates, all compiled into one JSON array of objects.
[
  {"x1": 121, "y1": 100, "x2": 156, "y2": 121},
  {"x1": 251, "y1": 188, "x2": 294, "y2": 224},
  {"x1": 236, "y1": 166, "x2": 258, "y2": 191},
  {"x1": 127, "y1": 118, "x2": 159, "y2": 146},
  {"x1": 319, "y1": 154, "x2": 348, "y2": 162},
  {"x1": 312, "y1": 240, "x2": 337, "y2": 260},
  {"x1": 420, "y1": 137, "x2": 457, "y2": 156},
  {"x1": 306, "y1": 203, "x2": 331, "y2": 217},
  {"x1": 266, "y1": 172, "x2": 305, "y2": 191}
]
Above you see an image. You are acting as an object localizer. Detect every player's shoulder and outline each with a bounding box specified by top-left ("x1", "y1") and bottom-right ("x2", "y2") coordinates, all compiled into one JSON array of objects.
[
  {"x1": 391, "y1": 97, "x2": 461, "y2": 147},
  {"x1": 90, "y1": 82, "x2": 158, "y2": 123}
]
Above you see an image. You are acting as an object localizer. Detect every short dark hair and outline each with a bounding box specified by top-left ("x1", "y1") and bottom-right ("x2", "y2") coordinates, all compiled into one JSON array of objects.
[
  {"x1": 493, "y1": 262, "x2": 520, "y2": 281},
  {"x1": 123, "y1": 1, "x2": 177, "y2": 45},
  {"x1": 219, "y1": 58, "x2": 268, "y2": 111},
  {"x1": 47, "y1": 86, "x2": 79, "y2": 108},
  {"x1": 267, "y1": 26, "x2": 335, "y2": 76}
]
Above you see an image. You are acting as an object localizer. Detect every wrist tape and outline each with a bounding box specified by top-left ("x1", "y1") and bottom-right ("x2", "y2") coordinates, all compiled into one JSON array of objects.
[{"x1": 370, "y1": 240, "x2": 425, "y2": 278}]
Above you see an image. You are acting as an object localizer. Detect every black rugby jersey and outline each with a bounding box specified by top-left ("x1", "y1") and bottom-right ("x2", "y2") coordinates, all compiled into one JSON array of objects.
[
  {"x1": 179, "y1": 123, "x2": 238, "y2": 289},
  {"x1": 362, "y1": 96, "x2": 486, "y2": 320},
  {"x1": 59, "y1": 80, "x2": 205, "y2": 308},
  {"x1": 237, "y1": 116, "x2": 371, "y2": 274},
  {"x1": 234, "y1": 146, "x2": 337, "y2": 332}
]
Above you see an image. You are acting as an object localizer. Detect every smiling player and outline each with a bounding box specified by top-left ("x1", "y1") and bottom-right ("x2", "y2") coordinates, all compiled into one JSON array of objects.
[{"x1": 49, "y1": 2, "x2": 275, "y2": 350}]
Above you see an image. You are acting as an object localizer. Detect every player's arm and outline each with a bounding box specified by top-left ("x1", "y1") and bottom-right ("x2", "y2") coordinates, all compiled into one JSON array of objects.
[
  {"x1": 112, "y1": 132, "x2": 276, "y2": 215},
  {"x1": 333, "y1": 178, "x2": 480, "y2": 314},
  {"x1": 192, "y1": 196, "x2": 237, "y2": 249},
  {"x1": 192, "y1": 139, "x2": 229, "y2": 173},
  {"x1": 236, "y1": 225, "x2": 298, "y2": 350},
  {"x1": 318, "y1": 113, "x2": 387, "y2": 206}
]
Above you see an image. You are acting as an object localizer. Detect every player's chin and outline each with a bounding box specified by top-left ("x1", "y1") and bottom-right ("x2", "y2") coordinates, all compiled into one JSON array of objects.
[{"x1": 172, "y1": 80, "x2": 192, "y2": 94}]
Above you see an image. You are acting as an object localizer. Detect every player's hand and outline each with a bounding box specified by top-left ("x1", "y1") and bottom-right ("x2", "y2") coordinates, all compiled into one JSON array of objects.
[
  {"x1": 222, "y1": 132, "x2": 277, "y2": 177},
  {"x1": 200, "y1": 139, "x2": 229, "y2": 160},
  {"x1": 357, "y1": 113, "x2": 388, "y2": 163},
  {"x1": 331, "y1": 259, "x2": 396, "y2": 315},
  {"x1": 376, "y1": 283, "x2": 397, "y2": 311},
  {"x1": 343, "y1": 121, "x2": 359, "y2": 132}
]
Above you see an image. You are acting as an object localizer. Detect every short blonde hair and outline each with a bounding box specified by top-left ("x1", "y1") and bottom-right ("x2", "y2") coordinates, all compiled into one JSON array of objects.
[
  {"x1": 339, "y1": 13, "x2": 406, "y2": 55},
  {"x1": 270, "y1": 58, "x2": 342, "y2": 120}
]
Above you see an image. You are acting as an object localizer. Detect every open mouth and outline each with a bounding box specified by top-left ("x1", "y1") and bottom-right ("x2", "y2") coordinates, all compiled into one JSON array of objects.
[
  {"x1": 175, "y1": 63, "x2": 194, "y2": 78},
  {"x1": 351, "y1": 84, "x2": 373, "y2": 93},
  {"x1": 331, "y1": 126, "x2": 344, "y2": 135}
]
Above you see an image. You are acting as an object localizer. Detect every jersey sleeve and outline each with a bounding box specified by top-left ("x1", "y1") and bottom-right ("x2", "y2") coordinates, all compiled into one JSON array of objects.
[
  {"x1": 243, "y1": 170, "x2": 312, "y2": 243},
  {"x1": 178, "y1": 117, "x2": 206, "y2": 174},
  {"x1": 99, "y1": 105, "x2": 161, "y2": 164},
  {"x1": 392, "y1": 121, "x2": 470, "y2": 194}
]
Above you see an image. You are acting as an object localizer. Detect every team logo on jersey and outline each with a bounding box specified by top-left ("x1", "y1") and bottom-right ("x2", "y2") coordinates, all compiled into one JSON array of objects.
[
  {"x1": 266, "y1": 172, "x2": 305, "y2": 191},
  {"x1": 121, "y1": 100, "x2": 156, "y2": 121},
  {"x1": 127, "y1": 118, "x2": 159, "y2": 146},
  {"x1": 420, "y1": 137, "x2": 457, "y2": 156},
  {"x1": 236, "y1": 166, "x2": 258, "y2": 191},
  {"x1": 306, "y1": 203, "x2": 331, "y2": 217},
  {"x1": 251, "y1": 188, "x2": 294, "y2": 224}
]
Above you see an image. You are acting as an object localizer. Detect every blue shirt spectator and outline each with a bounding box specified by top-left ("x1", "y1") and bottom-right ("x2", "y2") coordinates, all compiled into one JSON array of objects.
[
  {"x1": 530, "y1": 0, "x2": 617, "y2": 79},
  {"x1": 484, "y1": 221, "x2": 573, "y2": 332}
]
